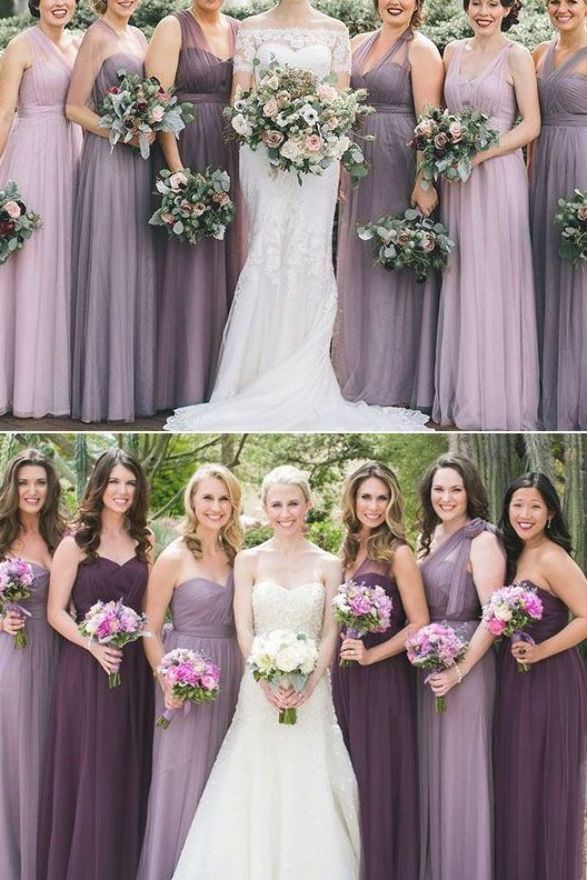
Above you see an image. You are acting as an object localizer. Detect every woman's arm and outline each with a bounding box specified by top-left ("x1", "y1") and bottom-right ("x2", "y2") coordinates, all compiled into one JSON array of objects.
[
  {"x1": 233, "y1": 549, "x2": 256, "y2": 659},
  {"x1": 146, "y1": 15, "x2": 183, "y2": 171},
  {"x1": 143, "y1": 546, "x2": 184, "y2": 710},
  {"x1": 230, "y1": 22, "x2": 255, "y2": 102},
  {"x1": 409, "y1": 35, "x2": 445, "y2": 215},
  {"x1": 0, "y1": 35, "x2": 31, "y2": 158}
]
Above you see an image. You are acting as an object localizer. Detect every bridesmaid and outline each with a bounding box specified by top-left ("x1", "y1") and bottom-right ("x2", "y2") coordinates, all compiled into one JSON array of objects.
[
  {"x1": 66, "y1": 0, "x2": 156, "y2": 423},
  {"x1": 417, "y1": 454, "x2": 506, "y2": 880},
  {"x1": 433, "y1": 0, "x2": 541, "y2": 430},
  {"x1": 331, "y1": 462, "x2": 429, "y2": 880},
  {"x1": 494, "y1": 473, "x2": 587, "y2": 880},
  {"x1": 38, "y1": 450, "x2": 154, "y2": 880},
  {"x1": 333, "y1": 0, "x2": 443, "y2": 412},
  {"x1": 531, "y1": 0, "x2": 587, "y2": 428},
  {"x1": 147, "y1": 0, "x2": 242, "y2": 411},
  {"x1": 137, "y1": 464, "x2": 244, "y2": 880},
  {"x1": 0, "y1": 450, "x2": 65, "y2": 880},
  {"x1": 0, "y1": 0, "x2": 81, "y2": 418}
]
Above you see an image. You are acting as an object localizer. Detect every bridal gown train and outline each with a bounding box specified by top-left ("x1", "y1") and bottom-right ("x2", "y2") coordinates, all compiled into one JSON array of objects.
[
  {"x1": 172, "y1": 581, "x2": 361, "y2": 880},
  {"x1": 165, "y1": 21, "x2": 430, "y2": 432}
]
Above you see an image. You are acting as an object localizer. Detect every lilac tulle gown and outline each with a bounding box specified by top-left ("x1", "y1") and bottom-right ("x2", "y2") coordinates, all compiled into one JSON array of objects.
[
  {"x1": 38, "y1": 556, "x2": 154, "y2": 880},
  {"x1": 0, "y1": 27, "x2": 81, "y2": 418},
  {"x1": 331, "y1": 559, "x2": 419, "y2": 880},
  {"x1": 531, "y1": 42, "x2": 587, "y2": 429},
  {"x1": 156, "y1": 12, "x2": 242, "y2": 411},
  {"x1": 494, "y1": 583, "x2": 587, "y2": 880},
  {"x1": 333, "y1": 29, "x2": 439, "y2": 411},
  {"x1": 0, "y1": 564, "x2": 58, "y2": 880},
  {"x1": 418, "y1": 520, "x2": 500, "y2": 880},
  {"x1": 137, "y1": 574, "x2": 243, "y2": 880},
  {"x1": 433, "y1": 41, "x2": 539, "y2": 430},
  {"x1": 69, "y1": 20, "x2": 156, "y2": 423}
]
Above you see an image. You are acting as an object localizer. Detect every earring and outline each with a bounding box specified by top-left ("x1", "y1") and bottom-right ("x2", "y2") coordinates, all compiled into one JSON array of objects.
[{"x1": 546, "y1": 518, "x2": 552, "y2": 531}]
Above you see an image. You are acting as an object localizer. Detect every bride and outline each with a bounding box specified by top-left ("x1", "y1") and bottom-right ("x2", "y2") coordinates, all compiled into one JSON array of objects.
[
  {"x1": 172, "y1": 466, "x2": 361, "y2": 879},
  {"x1": 165, "y1": 0, "x2": 430, "y2": 432}
]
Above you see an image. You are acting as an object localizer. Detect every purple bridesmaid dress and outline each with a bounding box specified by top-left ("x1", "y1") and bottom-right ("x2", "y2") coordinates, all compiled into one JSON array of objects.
[
  {"x1": 433, "y1": 40, "x2": 539, "y2": 430},
  {"x1": 531, "y1": 41, "x2": 587, "y2": 429},
  {"x1": 37, "y1": 556, "x2": 154, "y2": 880},
  {"x1": 0, "y1": 27, "x2": 81, "y2": 418},
  {"x1": 494, "y1": 583, "x2": 587, "y2": 880},
  {"x1": 333, "y1": 30, "x2": 439, "y2": 411},
  {"x1": 331, "y1": 559, "x2": 419, "y2": 880},
  {"x1": 156, "y1": 12, "x2": 242, "y2": 411},
  {"x1": 69, "y1": 20, "x2": 156, "y2": 423},
  {"x1": 418, "y1": 520, "x2": 500, "y2": 880},
  {"x1": 137, "y1": 574, "x2": 243, "y2": 880},
  {"x1": 0, "y1": 564, "x2": 58, "y2": 880}
]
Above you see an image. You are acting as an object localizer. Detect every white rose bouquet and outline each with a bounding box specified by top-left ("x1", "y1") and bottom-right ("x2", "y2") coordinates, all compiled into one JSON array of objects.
[{"x1": 248, "y1": 629, "x2": 319, "y2": 724}]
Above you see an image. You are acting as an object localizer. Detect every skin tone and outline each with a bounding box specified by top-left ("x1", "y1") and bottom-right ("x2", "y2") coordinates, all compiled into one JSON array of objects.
[
  {"x1": 144, "y1": 476, "x2": 234, "y2": 711},
  {"x1": 423, "y1": 467, "x2": 506, "y2": 699},
  {"x1": 338, "y1": 476, "x2": 429, "y2": 665},
  {"x1": 533, "y1": 0, "x2": 587, "y2": 75},
  {"x1": 146, "y1": 0, "x2": 234, "y2": 172},
  {"x1": 0, "y1": 465, "x2": 54, "y2": 637},
  {"x1": 234, "y1": 481, "x2": 342, "y2": 714},
  {"x1": 350, "y1": 0, "x2": 445, "y2": 215},
  {"x1": 47, "y1": 464, "x2": 152, "y2": 678},
  {"x1": 443, "y1": 0, "x2": 541, "y2": 167},
  {"x1": 507, "y1": 487, "x2": 587, "y2": 664},
  {"x1": 0, "y1": 0, "x2": 78, "y2": 157}
]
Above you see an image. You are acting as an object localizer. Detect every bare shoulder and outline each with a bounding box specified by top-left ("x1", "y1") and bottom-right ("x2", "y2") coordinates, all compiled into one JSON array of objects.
[
  {"x1": 532, "y1": 39, "x2": 551, "y2": 67},
  {"x1": 507, "y1": 38, "x2": 533, "y2": 70},
  {"x1": 235, "y1": 545, "x2": 263, "y2": 570},
  {"x1": 315, "y1": 546, "x2": 342, "y2": 578},
  {"x1": 151, "y1": 14, "x2": 182, "y2": 40},
  {"x1": 393, "y1": 542, "x2": 417, "y2": 565},
  {"x1": 54, "y1": 534, "x2": 84, "y2": 563},
  {"x1": 410, "y1": 30, "x2": 442, "y2": 62},
  {"x1": 443, "y1": 38, "x2": 463, "y2": 63},
  {"x1": 156, "y1": 536, "x2": 188, "y2": 564},
  {"x1": 471, "y1": 529, "x2": 502, "y2": 553},
  {"x1": 309, "y1": 10, "x2": 348, "y2": 32},
  {"x1": 239, "y1": 10, "x2": 274, "y2": 29},
  {"x1": 4, "y1": 29, "x2": 33, "y2": 65}
]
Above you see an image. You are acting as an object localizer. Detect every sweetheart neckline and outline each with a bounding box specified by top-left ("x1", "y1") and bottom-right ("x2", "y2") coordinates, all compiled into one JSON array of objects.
[{"x1": 253, "y1": 580, "x2": 323, "y2": 593}]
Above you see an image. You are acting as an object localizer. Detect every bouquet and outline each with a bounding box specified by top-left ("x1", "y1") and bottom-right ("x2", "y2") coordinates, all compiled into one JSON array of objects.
[
  {"x1": 482, "y1": 585, "x2": 543, "y2": 672},
  {"x1": 405, "y1": 622, "x2": 468, "y2": 713},
  {"x1": 78, "y1": 598, "x2": 149, "y2": 687},
  {"x1": 225, "y1": 60, "x2": 373, "y2": 186},
  {"x1": 0, "y1": 181, "x2": 41, "y2": 266},
  {"x1": 156, "y1": 648, "x2": 221, "y2": 729},
  {"x1": 409, "y1": 106, "x2": 500, "y2": 189},
  {"x1": 98, "y1": 70, "x2": 195, "y2": 159},
  {"x1": 357, "y1": 208, "x2": 454, "y2": 282},
  {"x1": 332, "y1": 579, "x2": 392, "y2": 666},
  {"x1": 555, "y1": 189, "x2": 587, "y2": 266},
  {"x1": 149, "y1": 167, "x2": 236, "y2": 245},
  {"x1": 0, "y1": 558, "x2": 34, "y2": 649},
  {"x1": 248, "y1": 629, "x2": 319, "y2": 724}
]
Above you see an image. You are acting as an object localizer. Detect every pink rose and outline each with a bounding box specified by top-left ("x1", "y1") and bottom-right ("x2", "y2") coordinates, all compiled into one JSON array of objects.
[
  {"x1": 200, "y1": 675, "x2": 219, "y2": 691},
  {"x1": 193, "y1": 202, "x2": 207, "y2": 217},
  {"x1": 434, "y1": 132, "x2": 448, "y2": 150},
  {"x1": 577, "y1": 204, "x2": 587, "y2": 222},
  {"x1": 448, "y1": 120, "x2": 463, "y2": 143},
  {"x1": 262, "y1": 97, "x2": 279, "y2": 118},
  {"x1": 317, "y1": 83, "x2": 338, "y2": 103},
  {"x1": 160, "y1": 211, "x2": 174, "y2": 225},
  {"x1": 168, "y1": 172, "x2": 188, "y2": 191},
  {"x1": 415, "y1": 119, "x2": 434, "y2": 138},
  {"x1": 149, "y1": 105, "x2": 165, "y2": 123},
  {"x1": 3, "y1": 200, "x2": 21, "y2": 219},
  {"x1": 397, "y1": 228, "x2": 411, "y2": 246},
  {"x1": 419, "y1": 232, "x2": 436, "y2": 253},
  {"x1": 262, "y1": 129, "x2": 285, "y2": 149},
  {"x1": 212, "y1": 192, "x2": 230, "y2": 207},
  {"x1": 305, "y1": 134, "x2": 322, "y2": 153}
]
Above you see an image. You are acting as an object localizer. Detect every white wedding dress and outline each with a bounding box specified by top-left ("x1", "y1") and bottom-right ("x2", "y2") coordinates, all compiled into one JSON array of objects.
[
  {"x1": 164, "y1": 22, "x2": 430, "y2": 432},
  {"x1": 172, "y1": 581, "x2": 360, "y2": 880}
]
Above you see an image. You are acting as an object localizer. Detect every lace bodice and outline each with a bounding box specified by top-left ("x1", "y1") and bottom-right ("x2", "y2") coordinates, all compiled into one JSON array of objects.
[
  {"x1": 252, "y1": 582, "x2": 325, "y2": 639},
  {"x1": 233, "y1": 22, "x2": 350, "y2": 80}
]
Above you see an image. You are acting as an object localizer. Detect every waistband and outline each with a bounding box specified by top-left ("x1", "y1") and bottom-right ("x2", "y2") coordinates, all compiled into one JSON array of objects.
[
  {"x1": 178, "y1": 93, "x2": 227, "y2": 105},
  {"x1": 171, "y1": 624, "x2": 237, "y2": 638},
  {"x1": 17, "y1": 105, "x2": 66, "y2": 120},
  {"x1": 370, "y1": 104, "x2": 414, "y2": 116},
  {"x1": 542, "y1": 116, "x2": 587, "y2": 129}
]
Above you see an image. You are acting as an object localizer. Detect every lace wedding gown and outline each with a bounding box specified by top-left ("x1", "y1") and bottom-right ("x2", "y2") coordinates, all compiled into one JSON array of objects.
[
  {"x1": 172, "y1": 581, "x2": 361, "y2": 880},
  {"x1": 164, "y1": 22, "x2": 430, "y2": 432}
]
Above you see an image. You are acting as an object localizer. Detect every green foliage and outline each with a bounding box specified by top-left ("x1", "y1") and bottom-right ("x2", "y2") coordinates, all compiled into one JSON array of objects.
[{"x1": 0, "y1": 0, "x2": 14, "y2": 19}]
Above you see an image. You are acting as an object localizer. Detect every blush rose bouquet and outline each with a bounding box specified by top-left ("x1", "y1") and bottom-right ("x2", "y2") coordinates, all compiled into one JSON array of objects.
[
  {"x1": 0, "y1": 181, "x2": 41, "y2": 266},
  {"x1": 357, "y1": 209, "x2": 454, "y2": 282}
]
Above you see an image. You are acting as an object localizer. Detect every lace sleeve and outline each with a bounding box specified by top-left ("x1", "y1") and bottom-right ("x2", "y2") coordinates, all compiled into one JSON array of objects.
[
  {"x1": 233, "y1": 26, "x2": 258, "y2": 74},
  {"x1": 331, "y1": 27, "x2": 351, "y2": 75}
]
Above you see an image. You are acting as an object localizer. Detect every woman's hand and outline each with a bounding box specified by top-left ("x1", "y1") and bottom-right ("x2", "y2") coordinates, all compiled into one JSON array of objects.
[
  {"x1": 258, "y1": 679, "x2": 282, "y2": 709},
  {"x1": 410, "y1": 181, "x2": 438, "y2": 217},
  {"x1": 87, "y1": 642, "x2": 123, "y2": 677},
  {"x1": 0, "y1": 609, "x2": 26, "y2": 637},
  {"x1": 163, "y1": 684, "x2": 185, "y2": 712},
  {"x1": 511, "y1": 640, "x2": 543, "y2": 666},
  {"x1": 339, "y1": 636, "x2": 371, "y2": 666},
  {"x1": 128, "y1": 130, "x2": 156, "y2": 149},
  {"x1": 426, "y1": 665, "x2": 462, "y2": 697}
]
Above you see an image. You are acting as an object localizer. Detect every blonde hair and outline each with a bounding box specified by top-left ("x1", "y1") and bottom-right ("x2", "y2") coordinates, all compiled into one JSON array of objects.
[
  {"x1": 91, "y1": 0, "x2": 108, "y2": 13},
  {"x1": 340, "y1": 461, "x2": 408, "y2": 569},
  {"x1": 261, "y1": 465, "x2": 312, "y2": 505},
  {"x1": 180, "y1": 464, "x2": 243, "y2": 564}
]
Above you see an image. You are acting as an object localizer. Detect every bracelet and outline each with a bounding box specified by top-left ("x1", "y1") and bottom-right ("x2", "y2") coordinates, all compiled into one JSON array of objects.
[{"x1": 454, "y1": 663, "x2": 463, "y2": 685}]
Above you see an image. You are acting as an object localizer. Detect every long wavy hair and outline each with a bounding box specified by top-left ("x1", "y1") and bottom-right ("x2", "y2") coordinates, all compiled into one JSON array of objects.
[
  {"x1": 340, "y1": 462, "x2": 408, "y2": 570},
  {"x1": 498, "y1": 472, "x2": 572, "y2": 581},
  {"x1": 418, "y1": 455, "x2": 490, "y2": 556},
  {"x1": 0, "y1": 449, "x2": 66, "y2": 560},
  {"x1": 180, "y1": 464, "x2": 244, "y2": 565},
  {"x1": 73, "y1": 450, "x2": 150, "y2": 562}
]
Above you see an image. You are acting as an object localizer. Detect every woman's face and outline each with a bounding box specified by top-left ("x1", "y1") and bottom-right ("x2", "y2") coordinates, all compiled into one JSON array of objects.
[
  {"x1": 467, "y1": 0, "x2": 510, "y2": 35},
  {"x1": 107, "y1": 0, "x2": 140, "y2": 20},
  {"x1": 546, "y1": 0, "x2": 586, "y2": 32},
  {"x1": 377, "y1": 0, "x2": 417, "y2": 28},
  {"x1": 508, "y1": 487, "x2": 550, "y2": 543},
  {"x1": 101, "y1": 464, "x2": 137, "y2": 516},
  {"x1": 355, "y1": 476, "x2": 390, "y2": 533},
  {"x1": 39, "y1": 0, "x2": 77, "y2": 27},
  {"x1": 430, "y1": 467, "x2": 468, "y2": 526},
  {"x1": 191, "y1": 476, "x2": 233, "y2": 533},
  {"x1": 17, "y1": 465, "x2": 49, "y2": 517},
  {"x1": 195, "y1": 0, "x2": 224, "y2": 15},
  {"x1": 264, "y1": 484, "x2": 311, "y2": 537}
]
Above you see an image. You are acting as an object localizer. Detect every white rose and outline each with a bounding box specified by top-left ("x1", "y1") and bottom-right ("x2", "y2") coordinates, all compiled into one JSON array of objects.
[
  {"x1": 275, "y1": 645, "x2": 303, "y2": 672},
  {"x1": 280, "y1": 139, "x2": 302, "y2": 161},
  {"x1": 232, "y1": 114, "x2": 253, "y2": 137},
  {"x1": 494, "y1": 605, "x2": 513, "y2": 622}
]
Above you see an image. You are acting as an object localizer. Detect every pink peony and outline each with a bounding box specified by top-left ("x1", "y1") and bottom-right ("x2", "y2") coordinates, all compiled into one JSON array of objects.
[
  {"x1": 317, "y1": 83, "x2": 338, "y2": 103},
  {"x1": 149, "y1": 105, "x2": 165, "y2": 123},
  {"x1": 3, "y1": 200, "x2": 21, "y2": 219}
]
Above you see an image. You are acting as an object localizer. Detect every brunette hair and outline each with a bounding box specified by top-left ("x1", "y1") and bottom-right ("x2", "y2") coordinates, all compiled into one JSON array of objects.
[
  {"x1": 0, "y1": 449, "x2": 66, "y2": 560},
  {"x1": 340, "y1": 461, "x2": 408, "y2": 570},
  {"x1": 463, "y1": 0, "x2": 523, "y2": 30},
  {"x1": 180, "y1": 464, "x2": 244, "y2": 565},
  {"x1": 73, "y1": 450, "x2": 150, "y2": 562},
  {"x1": 373, "y1": 0, "x2": 426, "y2": 27},
  {"x1": 418, "y1": 454, "x2": 490, "y2": 556}
]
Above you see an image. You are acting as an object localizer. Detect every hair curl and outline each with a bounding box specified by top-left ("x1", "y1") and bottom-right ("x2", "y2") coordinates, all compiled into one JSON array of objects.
[
  {"x1": 180, "y1": 464, "x2": 243, "y2": 565},
  {"x1": 261, "y1": 465, "x2": 312, "y2": 505},
  {"x1": 372, "y1": 0, "x2": 426, "y2": 27},
  {"x1": 340, "y1": 461, "x2": 408, "y2": 571},
  {"x1": 418, "y1": 454, "x2": 490, "y2": 556},
  {"x1": 0, "y1": 449, "x2": 66, "y2": 561},
  {"x1": 90, "y1": 0, "x2": 108, "y2": 13},
  {"x1": 73, "y1": 450, "x2": 150, "y2": 563},
  {"x1": 463, "y1": 0, "x2": 523, "y2": 31}
]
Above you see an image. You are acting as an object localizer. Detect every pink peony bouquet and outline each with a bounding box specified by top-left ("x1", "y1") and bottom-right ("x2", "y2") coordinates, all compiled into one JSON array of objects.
[
  {"x1": 0, "y1": 181, "x2": 41, "y2": 266},
  {"x1": 555, "y1": 189, "x2": 587, "y2": 265},
  {"x1": 405, "y1": 622, "x2": 468, "y2": 713},
  {"x1": 156, "y1": 648, "x2": 221, "y2": 729},
  {"x1": 79, "y1": 598, "x2": 149, "y2": 688},
  {"x1": 150, "y1": 167, "x2": 236, "y2": 245},
  {"x1": 0, "y1": 557, "x2": 34, "y2": 649},
  {"x1": 332, "y1": 579, "x2": 392, "y2": 667},
  {"x1": 482, "y1": 585, "x2": 543, "y2": 672},
  {"x1": 357, "y1": 209, "x2": 454, "y2": 282}
]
